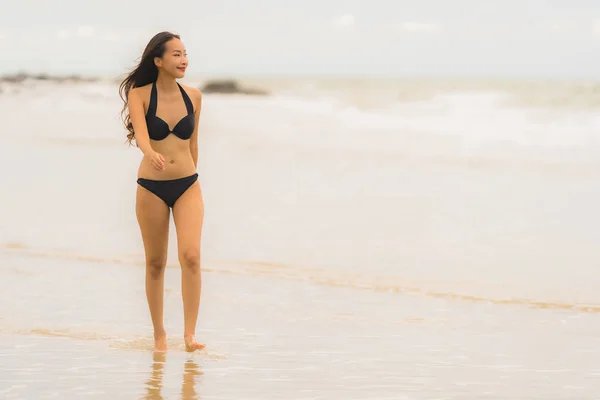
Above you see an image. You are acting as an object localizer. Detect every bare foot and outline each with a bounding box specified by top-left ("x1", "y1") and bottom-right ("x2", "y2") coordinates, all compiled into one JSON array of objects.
[
  {"x1": 155, "y1": 333, "x2": 168, "y2": 352},
  {"x1": 184, "y1": 334, "x2": 205, "y2": 352}
]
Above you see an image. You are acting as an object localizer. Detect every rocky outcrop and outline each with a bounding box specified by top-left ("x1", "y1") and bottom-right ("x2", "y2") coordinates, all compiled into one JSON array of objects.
[
  {"x1": 0, "y1": 73, "x2": 98, "y2": 84},
  {"x1": 200, "y1": 79, "x2": 269, "y2": 96}
]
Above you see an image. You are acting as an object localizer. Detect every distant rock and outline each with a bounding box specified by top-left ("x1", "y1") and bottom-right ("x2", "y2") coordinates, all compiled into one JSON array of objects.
[
  {"x1": 0, "y1": 73, "x2": 99, "y2": 84},
  {"x1": 200, "y1": 79, "x2": 269, "y2": 96}
]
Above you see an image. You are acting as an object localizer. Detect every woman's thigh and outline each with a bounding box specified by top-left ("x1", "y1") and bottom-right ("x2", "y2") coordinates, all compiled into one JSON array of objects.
[
  {"x1": 136, "y1": 185, "x2": 171, "y2": 266},
  {"x1": 172, "y1": 182, "x2": 204, "y2": 262}
]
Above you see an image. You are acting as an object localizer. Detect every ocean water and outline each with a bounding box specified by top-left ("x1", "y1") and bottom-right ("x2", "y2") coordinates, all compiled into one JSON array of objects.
[{"x1": 1, "y1": 76, "x2": 600, "y2": 399}]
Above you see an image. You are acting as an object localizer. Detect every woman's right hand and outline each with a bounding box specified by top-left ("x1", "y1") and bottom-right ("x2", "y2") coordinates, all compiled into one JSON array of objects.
[{"x1": 148, "y1": 151, "x2": 166, "y2": 171}]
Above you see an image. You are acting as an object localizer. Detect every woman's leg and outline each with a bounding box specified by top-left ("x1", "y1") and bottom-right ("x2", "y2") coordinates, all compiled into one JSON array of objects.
[
  {"x1": 172, "y1": 181, "x2": 205, "y2": 351},
  {"x1": 136, "y1": 185, "x2": 171, "y2": 351}
]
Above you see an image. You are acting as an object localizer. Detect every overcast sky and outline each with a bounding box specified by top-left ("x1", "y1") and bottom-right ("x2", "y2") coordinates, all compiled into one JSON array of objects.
[{"x1": 1, "y1": 0, "x2": 600, "y2": 78}]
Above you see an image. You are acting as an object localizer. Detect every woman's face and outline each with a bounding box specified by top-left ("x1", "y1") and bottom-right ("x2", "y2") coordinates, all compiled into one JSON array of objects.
[{"x1": 155, "y1": 38, "x2": 188, "y2": 78}]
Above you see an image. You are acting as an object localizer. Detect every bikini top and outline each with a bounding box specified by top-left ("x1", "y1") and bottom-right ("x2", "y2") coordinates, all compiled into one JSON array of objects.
[{"x1": 145, "y1": 81, "x2": 195, "y2": 141}]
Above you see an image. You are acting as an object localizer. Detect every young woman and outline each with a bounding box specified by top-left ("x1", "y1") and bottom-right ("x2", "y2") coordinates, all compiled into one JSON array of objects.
[{"x1": 119, "y1": 31, "x2": 205, "y2": 352}]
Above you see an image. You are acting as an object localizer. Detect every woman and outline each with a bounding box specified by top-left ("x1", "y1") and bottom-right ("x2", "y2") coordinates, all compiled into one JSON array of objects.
[{"x1": 119, "y1": 31, "x2": 205, "y2": 352}]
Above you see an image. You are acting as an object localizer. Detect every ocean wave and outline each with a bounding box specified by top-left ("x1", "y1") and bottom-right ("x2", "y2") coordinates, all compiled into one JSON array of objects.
[{"x1": 2, "y1": 78, "x2": 600, "y2": 156}]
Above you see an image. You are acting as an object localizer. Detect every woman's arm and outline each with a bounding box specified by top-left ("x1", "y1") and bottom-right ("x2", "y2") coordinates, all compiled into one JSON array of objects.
[
  {"x1": 129, "y1": 87, "x2": 154, "y2": 156},
  {"x1": 189, "y1": 88, "x2": 203, "y2": 169}
]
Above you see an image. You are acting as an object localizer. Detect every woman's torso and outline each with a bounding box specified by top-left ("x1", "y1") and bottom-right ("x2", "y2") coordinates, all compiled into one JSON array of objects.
[{"x1": 136, "y1": 82, "x2": 196, "y2": 180}]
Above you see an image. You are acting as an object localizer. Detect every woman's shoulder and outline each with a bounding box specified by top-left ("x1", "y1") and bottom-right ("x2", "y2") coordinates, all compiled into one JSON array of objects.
[
  {"x1": 180, "y1": 83, "x2": 202, "y2": 105},
  {"x1": 130, "y1": 83, "x2": 153, "y2": 97}
]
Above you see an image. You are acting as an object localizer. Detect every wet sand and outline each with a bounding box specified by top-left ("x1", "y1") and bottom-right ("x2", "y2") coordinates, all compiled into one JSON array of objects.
[{"x1": 2, "y1": 248, "x2": 600, "y2": 399}]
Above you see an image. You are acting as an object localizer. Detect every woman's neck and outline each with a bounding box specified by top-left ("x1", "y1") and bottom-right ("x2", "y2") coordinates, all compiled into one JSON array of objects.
[{"x1": 155, "y1": 73, "x2": 178, "y2": 93}]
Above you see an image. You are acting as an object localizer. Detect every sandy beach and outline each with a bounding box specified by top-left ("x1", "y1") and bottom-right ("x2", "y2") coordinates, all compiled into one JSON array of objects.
[{"x1": 1, "y1": 77, "x2": 600, "y2": 398}]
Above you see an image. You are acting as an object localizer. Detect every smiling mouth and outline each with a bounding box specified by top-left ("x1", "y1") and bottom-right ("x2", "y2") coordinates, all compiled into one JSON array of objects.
[{"x1": 177, "y1": 67, "x2": 186, "y2": 71}]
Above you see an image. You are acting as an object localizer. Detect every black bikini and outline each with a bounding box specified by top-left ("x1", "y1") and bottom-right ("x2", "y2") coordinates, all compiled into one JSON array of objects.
[
  {"x1": 145, "y1": 81, "x2": 195, "y2": 141},
  {"x1": 136, "y1": 81, "x2": 198, "y2": 208},
  {"x1": 137, "y1": 173, "x2": 199, "y2": 208}
]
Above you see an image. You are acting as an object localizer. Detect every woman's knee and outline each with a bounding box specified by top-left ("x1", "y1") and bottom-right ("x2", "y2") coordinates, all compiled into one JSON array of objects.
[
  {"x1": 179, "y1": 249, "x2": 201, "y2": 273},
  {"x1": 146, "y1": 257, "x2": 167, "y2": 279}
]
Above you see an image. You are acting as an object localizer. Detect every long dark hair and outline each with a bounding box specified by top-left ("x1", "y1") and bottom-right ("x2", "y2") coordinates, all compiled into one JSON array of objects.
[{"x1": 118, "y1": 31, "x2": 181, "y2": 145}]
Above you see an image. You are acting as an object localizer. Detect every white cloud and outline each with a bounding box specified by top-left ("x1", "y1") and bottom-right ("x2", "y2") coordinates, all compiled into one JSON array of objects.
[
  {"x1": 55, "y1": 27, "x2": 119, "y2": 42},
  {"x1": 55, "y1": 26, "x2": 100, "y2": 41},
  {"x1": 102, "y1": 32, "x2": 120, "y2": 42},
  {"x1": 397, "y1": 21, "x2": 440, "y2": 33},
  {"x1": 76, "y1": 26, "x2": 94, "y2": 38},
  {"x1": 540, "y1": 21, "x2": 572, "y2": 33},
  {"x1": 333, "y1": 14, "x2": 355, "y2": 29},
  {"x1": 592, "y1": 19, "x2": 600, "y2": 36},
  {"x1": 56, "y1": 29, "x2": 71, "y2": 40}
]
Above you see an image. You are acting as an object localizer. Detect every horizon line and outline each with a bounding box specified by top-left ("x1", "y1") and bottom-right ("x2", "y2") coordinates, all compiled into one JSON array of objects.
[{"x1": 2, "y1": 70, "x2": 600, "y2": 82}]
